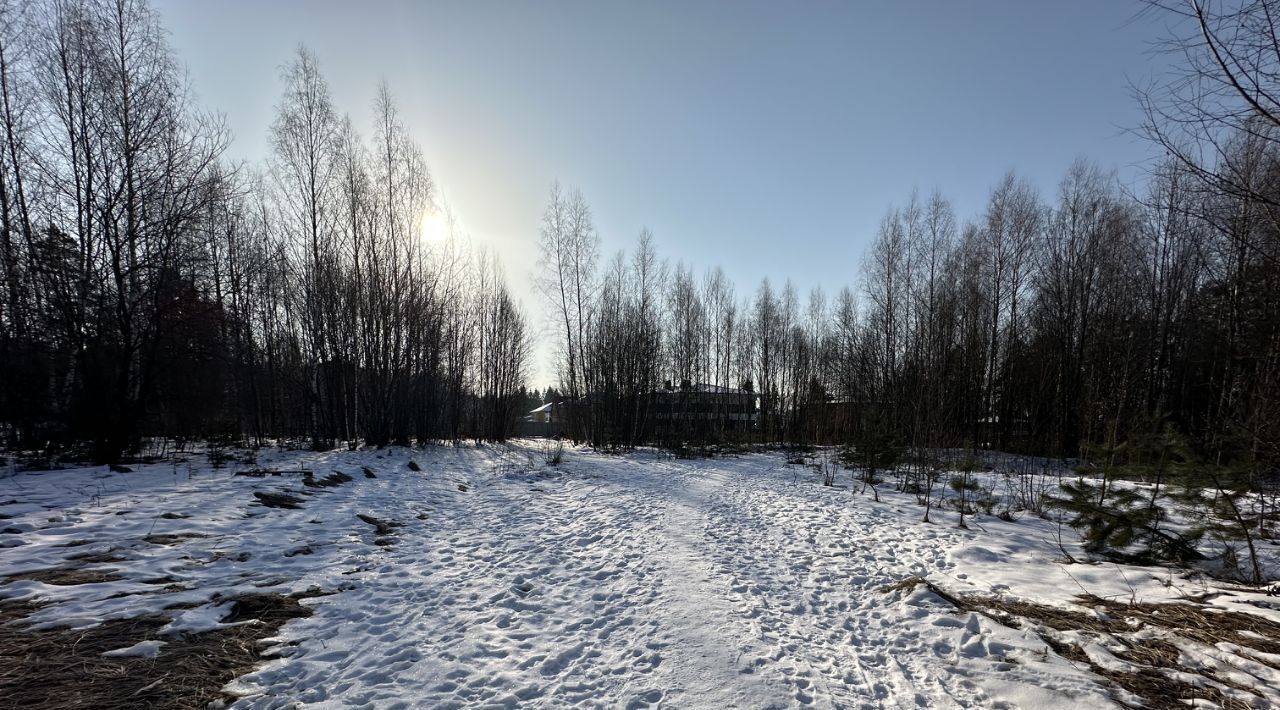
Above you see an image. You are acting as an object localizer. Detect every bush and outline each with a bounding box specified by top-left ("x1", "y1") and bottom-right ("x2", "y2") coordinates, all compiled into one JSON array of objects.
[{"x1": 543, "y1": 439, "x2": 565, "y2": 466}]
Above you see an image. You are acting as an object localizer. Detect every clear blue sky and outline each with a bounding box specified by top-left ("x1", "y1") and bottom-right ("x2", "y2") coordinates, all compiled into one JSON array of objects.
[{"x1": 154, "y1": 0, "x2": 1172, "y2": 387}]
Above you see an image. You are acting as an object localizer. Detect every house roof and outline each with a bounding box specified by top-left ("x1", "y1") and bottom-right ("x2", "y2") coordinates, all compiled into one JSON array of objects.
[{"x1": 529, "y1": 402, "x2": 554, "y2": 414}]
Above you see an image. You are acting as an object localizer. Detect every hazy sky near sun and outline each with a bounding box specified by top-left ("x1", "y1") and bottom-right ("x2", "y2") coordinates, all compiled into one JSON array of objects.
[{"x1": 154, "y1": 0, "x2": 1174, "y2": 388}]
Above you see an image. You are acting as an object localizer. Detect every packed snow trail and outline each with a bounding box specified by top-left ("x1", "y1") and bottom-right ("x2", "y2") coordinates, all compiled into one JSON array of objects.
[
  {"x1": 222, "y1": 446, "x2": 1112, "y2": 707},
  {"x1": 1, "y1": 443, "x2": 1187, "y2": 707}
]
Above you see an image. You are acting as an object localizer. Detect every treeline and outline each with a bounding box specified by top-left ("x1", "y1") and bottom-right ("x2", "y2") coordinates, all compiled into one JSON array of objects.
[
  {"x1": 539, "y1": 2, "x2": 1280, "y2": 470},
  {"x1": 3, "y1": 0, "x2": 1278, "y2": 474},
  {"x1": 539, "y1": 159, "x2": 1275, "y2": 462},
  {"x1": 0, "y1": 0, "x2": 530, "y2": 461}
]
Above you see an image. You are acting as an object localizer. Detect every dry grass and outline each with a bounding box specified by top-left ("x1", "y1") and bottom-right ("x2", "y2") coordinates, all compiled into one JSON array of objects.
[
  {"x1": 142, "y1": 532, "x2": 207, "y2": 546},
  {"x1": 356, "y1": 513, "x2": 402, "y2": 547},
  {"x1": 252, "y1": 490, "x2": 303, "y2": 509},
  {"x1": 879, "y1": 576, "x2": 931, "y2": 595},
  {"x1": 356, "y1": 513, "x2": 400, "y2": 536},
  {"x1": 1080, "y1": 593, "x2": 1280, "y2": 656},
  {"x1": 302, "y1": 471, "x2": 353, "y2": 489},
  {"x1": 65, "y1": 550, "x2": 129, "y2": 564},
  {"x1": 884, "y1": 577, "x2": 1278, "y2": 709},
  {"x1": 7, "y1": 566, "x2": 123, "y2": 586},
  {"x1": 0, "y1": 591, "x2": 322, "y2": 709},
  {"x1": 0, "y1": 600, "x2": 46, "y2": 626}
]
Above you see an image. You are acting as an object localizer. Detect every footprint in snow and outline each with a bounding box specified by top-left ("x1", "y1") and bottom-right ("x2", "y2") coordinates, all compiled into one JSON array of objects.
[{"x1": 626, "y1": 689, "x2": 664, "y2": 709}]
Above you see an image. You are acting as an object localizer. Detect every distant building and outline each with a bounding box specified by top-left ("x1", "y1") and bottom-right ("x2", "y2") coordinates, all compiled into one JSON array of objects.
[
  {"x1": 514, "y1": 400, "x2": 567, "y2": 437},
  {"x1": 527, "y1": 401, "x2": 560, "y2": 424},
  {"x1": 519, "y1": 383, "x2": 758, "y2": 440},
  {"x1": 651, "y1": 381, "x2": 757, "y2": 433}
]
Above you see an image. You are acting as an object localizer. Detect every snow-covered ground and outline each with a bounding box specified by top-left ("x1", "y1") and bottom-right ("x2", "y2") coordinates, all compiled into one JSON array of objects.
[{"x1": 1, "y1": 442, "x2": 1278, "y2": 708}]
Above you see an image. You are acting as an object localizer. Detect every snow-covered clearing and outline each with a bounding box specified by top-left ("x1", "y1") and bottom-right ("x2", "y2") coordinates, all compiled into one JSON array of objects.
[{"x1": 2, "y1": 443, "x2": 1278, "y2": 708}]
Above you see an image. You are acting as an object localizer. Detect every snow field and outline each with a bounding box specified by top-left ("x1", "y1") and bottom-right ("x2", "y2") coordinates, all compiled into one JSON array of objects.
[{"x1": 1, "y1": 442, "x2": 1277, "y2": 708}]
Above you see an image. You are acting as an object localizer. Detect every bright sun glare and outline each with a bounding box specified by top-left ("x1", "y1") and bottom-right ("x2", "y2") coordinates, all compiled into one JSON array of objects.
[{"x1": 420, "y1": 210, "x2": 448, "y2": 243}]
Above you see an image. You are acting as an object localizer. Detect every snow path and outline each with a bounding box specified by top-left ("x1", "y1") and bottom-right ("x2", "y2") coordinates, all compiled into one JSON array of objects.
[
  {"x1": 661, "y1": 459, "x2": 976, "y2": 709},
  {"x1": 264, "y1": 452, "x2": 788, "y2": 708},
  {"x1": 2, "y1": 444, "x2": 1157, "y2": 707},
  {"x1": 243, "y1": 449, "x2": 1061, "y2": 708}
]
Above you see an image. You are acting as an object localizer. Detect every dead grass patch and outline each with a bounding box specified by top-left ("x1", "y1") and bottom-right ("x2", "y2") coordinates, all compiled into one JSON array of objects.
[
  {"x1": 884, "y1": 577, "x2": 1278, "y2": 709},
  {"x1": 252, "y1": 490, "x2": 303, "y2": 509},
  {"x1": 0, "y1": 590, "x2": 323, "y2": 709},
  {"x1": 1080, "y1": 593, "x2": 1280, "y2": 657},
  {"x1": 7, "y1": 566, "x2": 123, "y2": 586},
  {"x1": 356, "y1": 513, "x2": 401, "y2": 536},
  {"x1": 357, "y1": 513, "x2": 402, "y2": 547},
  {"x1": 143, "y1": 532, "x2": 207, "y2": 546},
  {"x1": 302, "y1": 471, "x2": 353, "y2": 488},
  {"x1": 0, "y1": 599, "x2": 46, "y2": 625},
  {"x1": 65, "y1": 550, "x2": 128, "y2": 564},
  {"x1": 879, "y1": 576, "x2": 928, "y2": 595},
  {"x1": 207, "y1": 550, "x2": 251, "y2": 563}
]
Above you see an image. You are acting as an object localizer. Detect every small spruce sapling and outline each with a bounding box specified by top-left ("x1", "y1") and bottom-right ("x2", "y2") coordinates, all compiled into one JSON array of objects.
[
  {"x1": 1178, "y1": 457, "x2": 1267, "y2": 585},
  {"x1": 848, "y1": 425, "x2": 901, "y2": 503},
  {"x1": 1048, "y1": 440, "x2": 1201, "y2": 564}
]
